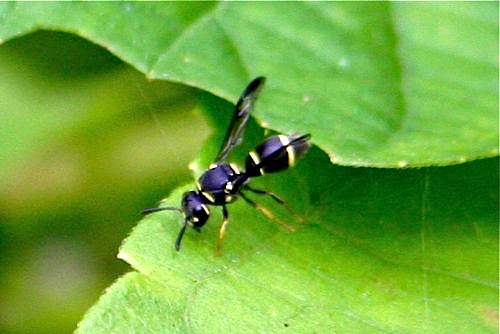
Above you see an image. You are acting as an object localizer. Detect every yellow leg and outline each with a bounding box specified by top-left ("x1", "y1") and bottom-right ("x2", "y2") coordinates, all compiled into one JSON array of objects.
[
  {"x1": 240, "y1": 192, "x2": 296, "y2": 232},
  {"x1": 216, "y1": 205, "x2": 229, "y2": 256},
  {"x1": 244, "y1": 185, "x2": 304, "y2": 223}
]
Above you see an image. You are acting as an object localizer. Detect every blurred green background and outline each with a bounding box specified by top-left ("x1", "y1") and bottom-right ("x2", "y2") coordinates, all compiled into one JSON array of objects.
[{"x1": 0, "y1": 30, "x2": 210, "y2": 334}]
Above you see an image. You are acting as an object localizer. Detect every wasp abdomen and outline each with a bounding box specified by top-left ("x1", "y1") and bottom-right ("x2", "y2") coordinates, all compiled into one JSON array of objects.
[{"x1": 245, "y1": 134, "x2": 311, "y2": 177}]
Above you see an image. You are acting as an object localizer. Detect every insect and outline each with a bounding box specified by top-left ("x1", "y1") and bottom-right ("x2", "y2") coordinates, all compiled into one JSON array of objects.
[{"x1": 142, "y1": 77, "x2": 311, "y2": 252}]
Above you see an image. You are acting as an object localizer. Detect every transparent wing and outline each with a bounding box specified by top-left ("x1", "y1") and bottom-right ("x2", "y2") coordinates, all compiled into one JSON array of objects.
[{"x1": 215, "y1": 76, "x2": 266, "y2": 163}]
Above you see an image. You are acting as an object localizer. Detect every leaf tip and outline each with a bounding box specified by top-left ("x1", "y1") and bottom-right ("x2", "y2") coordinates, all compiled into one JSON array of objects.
[
  {"x1": 326, "y1": 149, "x2": 337, "y2": 164},
  {"x1": 117, "y1": 250, "x2": 137, "y2": 268}
]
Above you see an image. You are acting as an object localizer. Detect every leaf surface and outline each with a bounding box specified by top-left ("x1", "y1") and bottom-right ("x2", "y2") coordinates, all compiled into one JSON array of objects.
[
  {"x1": 79, "y1": 156, "x2": 499, "y2": 333},
  {"x1": 0, "y1": 2, "x2": 497, "y2": 167},
  {"x1": 77, "y1": 96, "x2": 499, "y2": 333}
]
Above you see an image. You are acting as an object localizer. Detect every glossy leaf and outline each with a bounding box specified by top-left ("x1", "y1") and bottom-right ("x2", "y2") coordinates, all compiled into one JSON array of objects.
[
  {"x1": 0, "y1": 2, "x2": 497, "y2": 167},
  {"x1": 78, "y1": 94, "x2": 498, "y2": 333},
  {"x1": 78, "y1": 146, "x2": 498, "y2": 333}
]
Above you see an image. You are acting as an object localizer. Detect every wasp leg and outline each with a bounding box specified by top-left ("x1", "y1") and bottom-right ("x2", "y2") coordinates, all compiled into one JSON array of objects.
[
  {"x1": 175, "y1": 220, "x2": 188, "y2": 251},
  {"x1": 216, "y1": 205, "x2": 230, "y2": 256},
  {"x1": 239, "y1": 192, "x2": 295, "y2": 232},
  {"x1": 243, "y1": 185, "x2": 304, "y2": 223}
]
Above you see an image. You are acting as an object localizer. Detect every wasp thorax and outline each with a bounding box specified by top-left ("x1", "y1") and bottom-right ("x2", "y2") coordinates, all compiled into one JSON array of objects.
[{"x1": 196, "y1": 164, "x2": 245, "y2": 205}]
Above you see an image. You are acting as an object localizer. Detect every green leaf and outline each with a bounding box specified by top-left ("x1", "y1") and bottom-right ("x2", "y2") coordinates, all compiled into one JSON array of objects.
[
  {"x1": 78, "y1": 92, "x2": 498, "y2": 333},
  {"x1": 0, "y1": 2, "x2": 497, "y2": 167},
  {"x1": 76, "y1": 272, "x2": 191, "y2": 333},
  {"x1": 77, "y1": 144, "x2": 498, "y2": 333}
]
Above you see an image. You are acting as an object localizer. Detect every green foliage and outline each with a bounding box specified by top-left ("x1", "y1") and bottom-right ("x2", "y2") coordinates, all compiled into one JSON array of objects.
[
  {"x1": 78, "y1": 149, "x2": 498, "y2": 333},
  {"x1": 0, "y1": 2, "x2": 497, "y2": 167},
  {"x1": 0, "y1": 2, "x2": 497, "y2": 333}
]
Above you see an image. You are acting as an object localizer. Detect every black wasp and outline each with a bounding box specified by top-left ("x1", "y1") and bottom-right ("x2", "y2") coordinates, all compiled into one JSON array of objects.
[{"x1": 142, "y1": 77, "x2": 311, "y2": 252}]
